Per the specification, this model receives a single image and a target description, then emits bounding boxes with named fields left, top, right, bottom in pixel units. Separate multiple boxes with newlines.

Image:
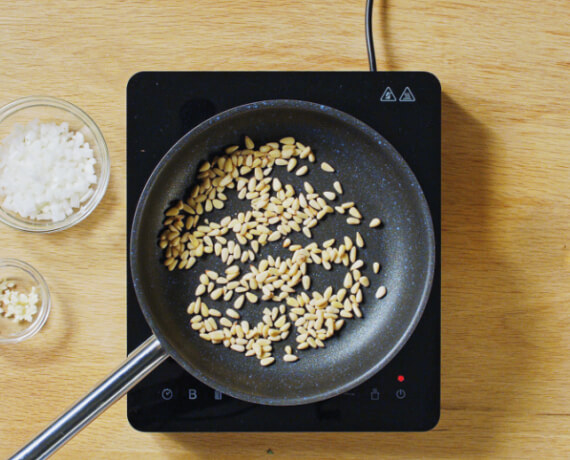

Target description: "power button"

left=395, top=388, right=406, bottom=400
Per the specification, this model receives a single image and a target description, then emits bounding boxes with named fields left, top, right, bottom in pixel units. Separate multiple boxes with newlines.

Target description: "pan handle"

left=10, top=335, right=168, bottom=460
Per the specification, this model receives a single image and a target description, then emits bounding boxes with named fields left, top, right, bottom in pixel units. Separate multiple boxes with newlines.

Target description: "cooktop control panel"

left=127, top=72, right=440, bottom=431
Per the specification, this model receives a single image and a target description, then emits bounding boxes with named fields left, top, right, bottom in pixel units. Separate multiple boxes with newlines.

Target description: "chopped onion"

left=0, top=119, right=97, bottom=222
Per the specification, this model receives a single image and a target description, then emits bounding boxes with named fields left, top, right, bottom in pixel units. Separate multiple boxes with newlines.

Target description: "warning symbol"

left=380, top=87, right=397, bottom=102
left=399, top=87, right=416, bottom=102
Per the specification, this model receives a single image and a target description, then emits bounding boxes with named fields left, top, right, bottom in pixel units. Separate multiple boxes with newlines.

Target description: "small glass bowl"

left=0, top=258, right=50, bottom=343
left=0, top=96, right=110, bottom=232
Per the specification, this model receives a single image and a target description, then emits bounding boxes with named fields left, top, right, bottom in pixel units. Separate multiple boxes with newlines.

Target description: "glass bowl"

left=0, top=96, right=110, bottom=232
left=0, top=258, right=50, bottom=343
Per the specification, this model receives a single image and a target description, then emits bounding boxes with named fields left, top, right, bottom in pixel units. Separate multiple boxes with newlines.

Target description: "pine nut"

left=296, top=165, right=308, bottom=176
left=244, top=136, right=255, bottom=150
left=246, top=292, right=258, bottom=303
left=333, top=181, right=343, bottom=194
left=260, top=357, right=275, bottom=366
left=375, top=285, right=387, bottom=299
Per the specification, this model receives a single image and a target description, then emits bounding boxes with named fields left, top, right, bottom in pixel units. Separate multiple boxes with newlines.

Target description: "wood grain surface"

left=1, top=0, right=568, bottom=458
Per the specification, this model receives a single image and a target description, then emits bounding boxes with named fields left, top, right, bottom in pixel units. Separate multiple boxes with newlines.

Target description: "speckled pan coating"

left=130, top=99, right=435, bottom=406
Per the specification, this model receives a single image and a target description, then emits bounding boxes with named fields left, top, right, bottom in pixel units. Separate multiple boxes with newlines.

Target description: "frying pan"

left=12, top=100, right=435, bottom=459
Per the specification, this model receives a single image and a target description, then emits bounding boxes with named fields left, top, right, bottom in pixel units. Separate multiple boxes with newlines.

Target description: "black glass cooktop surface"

left=126, top=71, right=440, bottom=431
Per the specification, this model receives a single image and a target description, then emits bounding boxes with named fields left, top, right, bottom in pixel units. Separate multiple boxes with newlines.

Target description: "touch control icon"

left=380, top=87, right=397, bottom=102
left=161, top=388, right=173, bottom=400
left=399, top=87, right=416, bottom=102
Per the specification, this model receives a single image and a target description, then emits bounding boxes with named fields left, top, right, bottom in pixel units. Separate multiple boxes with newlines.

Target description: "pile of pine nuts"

left=159, top=136, right=387, bottom=366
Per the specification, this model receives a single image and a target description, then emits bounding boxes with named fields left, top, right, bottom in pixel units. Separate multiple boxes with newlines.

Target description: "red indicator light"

left=397, top=375, right=405, bottom=382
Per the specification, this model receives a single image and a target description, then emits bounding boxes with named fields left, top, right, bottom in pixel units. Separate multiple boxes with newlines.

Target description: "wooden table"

left=1, top=1, right=568, bottom=458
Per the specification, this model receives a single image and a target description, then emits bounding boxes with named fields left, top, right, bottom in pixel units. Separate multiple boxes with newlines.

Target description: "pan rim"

left=130, top=98, right=436, bottom=405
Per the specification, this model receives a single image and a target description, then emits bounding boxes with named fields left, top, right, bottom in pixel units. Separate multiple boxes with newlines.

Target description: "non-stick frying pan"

left=12, top=100, right=435, bottom=459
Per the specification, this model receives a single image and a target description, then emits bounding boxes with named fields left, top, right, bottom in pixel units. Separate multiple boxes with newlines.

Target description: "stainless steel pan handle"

left=10, top=336, right=167, bottom=460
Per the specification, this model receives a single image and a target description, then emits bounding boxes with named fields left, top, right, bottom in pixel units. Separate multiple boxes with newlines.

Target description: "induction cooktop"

left=126, top=71, right=440, bottom=431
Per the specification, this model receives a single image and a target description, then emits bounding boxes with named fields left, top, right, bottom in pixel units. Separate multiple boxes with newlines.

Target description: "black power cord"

left=365, top=0, right=377, bottom=71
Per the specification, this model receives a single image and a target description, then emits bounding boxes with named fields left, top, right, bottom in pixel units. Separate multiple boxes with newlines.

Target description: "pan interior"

left=131, top=100, right=434, bottom=405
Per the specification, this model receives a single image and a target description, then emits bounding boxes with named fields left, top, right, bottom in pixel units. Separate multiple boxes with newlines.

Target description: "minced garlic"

left=0, top=279, right=39, bottom=323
